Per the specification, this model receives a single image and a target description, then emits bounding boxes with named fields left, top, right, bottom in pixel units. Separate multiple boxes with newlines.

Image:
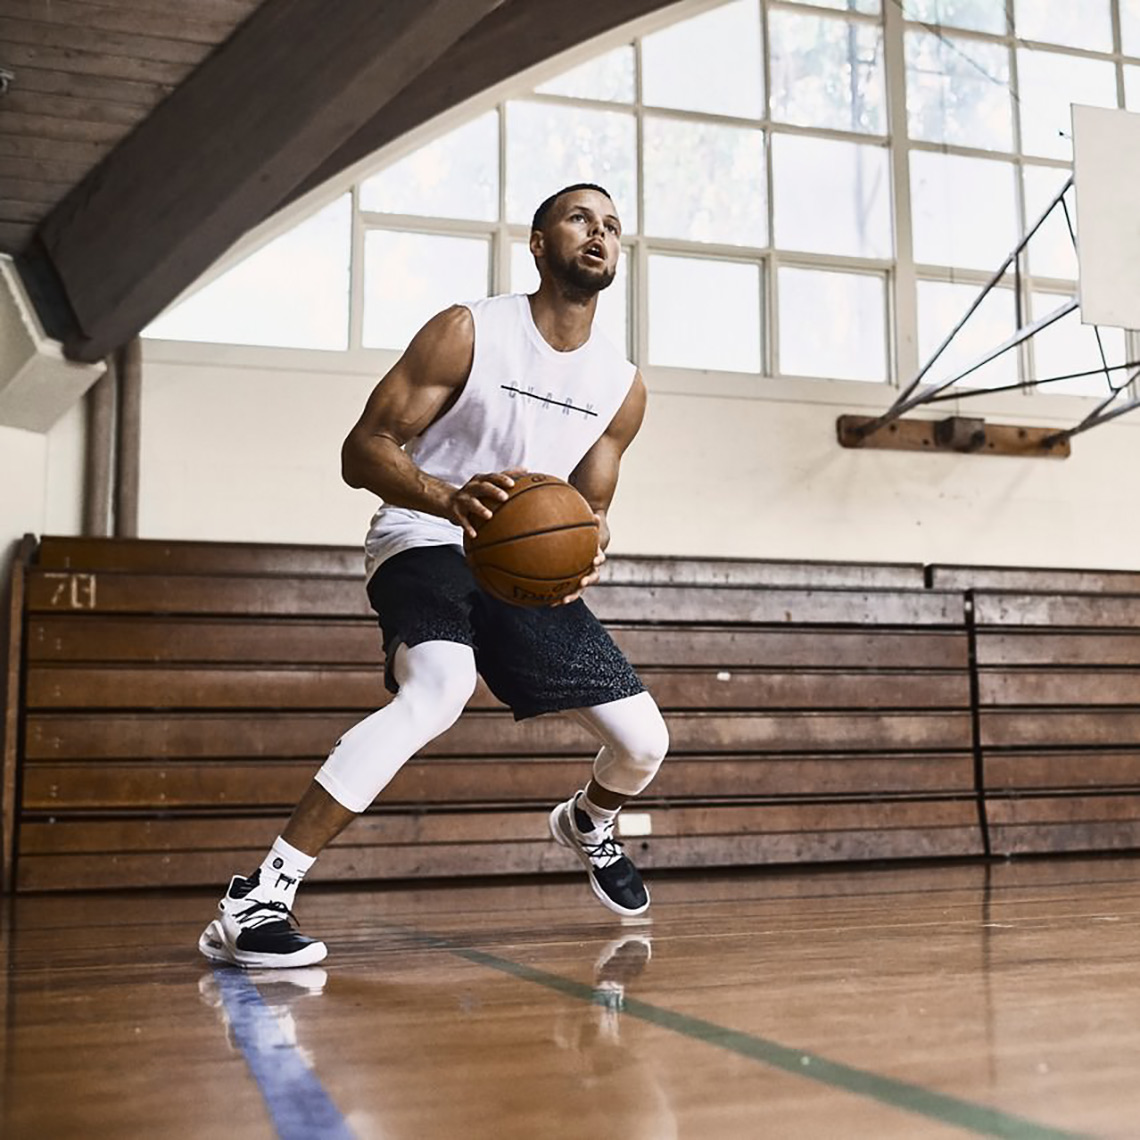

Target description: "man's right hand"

left=447, top=469, right=526, bottom=538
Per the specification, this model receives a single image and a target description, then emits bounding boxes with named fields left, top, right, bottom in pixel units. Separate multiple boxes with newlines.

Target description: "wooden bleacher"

left=0, top=536, right=1076, bottom=893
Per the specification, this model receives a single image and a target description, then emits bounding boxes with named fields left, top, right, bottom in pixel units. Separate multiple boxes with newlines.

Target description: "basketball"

left=464, top=473, right=599, bottom=606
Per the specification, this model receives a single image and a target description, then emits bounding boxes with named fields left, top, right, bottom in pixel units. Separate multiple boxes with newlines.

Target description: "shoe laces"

left=577, top=816, right=625, bottom=869
left=232, top=897, right=297, bottom=931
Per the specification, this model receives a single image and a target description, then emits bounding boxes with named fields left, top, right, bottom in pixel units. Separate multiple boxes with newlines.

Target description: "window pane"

left=902, top=0, right=1007, bottom=33
left=535, top=46, right=636, bottom=103
left=1126, top=65, right=1140, bottom=110
left=648, top=255, right=761, bottom=373
left=144, top=196, right=350, bottom=350
left=905, top=31, right=1012, bottom=151
left=362, top=231, right=489, bottom=350
left=1015, top=0, right=1112, bottom=52
left=916, top=280, right=1018, bottom=389
left=511, top=243, right=630, bottom=353
left=641, top=0, right=764, bottom=118
left=1124, top=0, right=1140, bottom=56
left=1023, top=167, right=1078, bottom=280
left=506, top=102, right=637, bottom=230
left=359, top=114, right=498, bottom=222
left=1017, top=50, right=1117, bottom=160
left=643, top=117, right=766, bottom=246
left=769, top=11, right=886, bottom=134
left=1031, top=292, right=1126, bottom=396
left=794, top=0, right=880, bottom=15
left=910, top=151, right=1017, bottom=270
left=778, top=268, right=886, bottom=381
left=772, top=134, right=892, bottom=258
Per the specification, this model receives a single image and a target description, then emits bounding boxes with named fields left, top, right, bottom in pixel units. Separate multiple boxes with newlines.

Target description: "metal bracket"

left=837, top=415, right=1071, bottom=459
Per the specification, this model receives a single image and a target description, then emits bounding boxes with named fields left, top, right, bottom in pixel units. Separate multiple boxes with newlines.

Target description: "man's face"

left=531, top=190, right=621, bottom=294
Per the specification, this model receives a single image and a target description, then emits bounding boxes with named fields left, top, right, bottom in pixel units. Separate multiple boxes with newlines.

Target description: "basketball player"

left=198, top=184, right=669, bottom=968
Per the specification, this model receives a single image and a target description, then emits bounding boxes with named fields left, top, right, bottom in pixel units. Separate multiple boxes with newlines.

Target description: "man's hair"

left=531, top=183, right=613, bottom=231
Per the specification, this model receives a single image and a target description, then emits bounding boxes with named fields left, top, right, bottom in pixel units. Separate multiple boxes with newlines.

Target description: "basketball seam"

left=468, top=520, right=598, bottom=554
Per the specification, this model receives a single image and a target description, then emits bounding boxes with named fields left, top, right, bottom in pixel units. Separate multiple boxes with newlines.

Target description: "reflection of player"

left=198, top=184, right=670, bottom=969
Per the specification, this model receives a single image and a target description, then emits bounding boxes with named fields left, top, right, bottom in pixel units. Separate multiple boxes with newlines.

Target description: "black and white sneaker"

left=197, top=870, right=327, bottom=969
left=549, top=793, right=650, bottom=917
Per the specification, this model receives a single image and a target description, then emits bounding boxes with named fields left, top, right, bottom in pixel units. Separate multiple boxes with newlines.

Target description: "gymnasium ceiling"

left=1, top=0, right=671, bottom=364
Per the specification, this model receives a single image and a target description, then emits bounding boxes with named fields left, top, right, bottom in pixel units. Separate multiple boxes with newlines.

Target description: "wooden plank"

left=5, top=0, right=254, bottom=45
left=64, top=0, right=260, bottom=20
left=985, top=751, right=1140, bottom=791
left=3, top=64, right=169, bottom=108
left=931, top=565, right=1140, bottom=592
left=986, top=794, right=1140, bottom=823
left=24, top=709, right=975, bottom=760
left=977, top=631, right=1140, bottom=666
left=24, top=664, right=971, bottom=712
left=3, top=90, right=148, bottom=131
left=20, top=752, right=976, bottom=810
left=979, top=670, right=1140, bottom=706
left=973, top=592, right=1140, bottom=629
left=0, top=40, right=190, bottom=86
left=23, top=570, right=965, bottom=625
left=602, top=557, right=925, bottom=589
left=0, top=110, right=141, bottom=146
left=3, top=536, right=36, bottom=892
left=0, top=200, right=42, bottom=225
left=987, top=821, right=1140, bottom=856
left=25, top=616, right=968, bottom=670
left=0, top=16, right=213, bottom=66
left=36, top=0, right=506, bottom=363
left=0, top=178, right=72, bottom=208
left=35, top=534, right=363, bottom=574
left=981, top=711, right=1140, bottom=748
left=0, top=221, right=34, bottom=254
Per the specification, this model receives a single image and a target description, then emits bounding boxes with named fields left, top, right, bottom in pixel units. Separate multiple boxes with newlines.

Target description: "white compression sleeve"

left=570, top=690, right=670, bottom=798
left=314, top=640, right=477, bottom=814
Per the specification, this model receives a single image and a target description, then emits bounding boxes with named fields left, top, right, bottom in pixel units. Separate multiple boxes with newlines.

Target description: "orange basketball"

left=464, top=473, right=599, bottom=607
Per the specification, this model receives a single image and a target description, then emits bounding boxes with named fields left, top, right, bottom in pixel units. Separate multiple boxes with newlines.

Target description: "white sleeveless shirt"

left=363, top=293, right=637, bottom=577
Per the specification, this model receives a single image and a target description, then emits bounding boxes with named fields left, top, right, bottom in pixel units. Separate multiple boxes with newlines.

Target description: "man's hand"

left=448, top=469, right=527, bottom=538
left=555, top=513, right=607, bottom=605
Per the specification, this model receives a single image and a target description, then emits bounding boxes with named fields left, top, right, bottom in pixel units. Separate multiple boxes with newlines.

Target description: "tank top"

left=363, top=293, right=637, bottom=577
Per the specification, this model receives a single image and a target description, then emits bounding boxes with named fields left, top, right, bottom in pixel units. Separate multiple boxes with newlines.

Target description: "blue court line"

left=401, top=929, right=1091, bottom=1140
left=211, top=967, right=354, bottom=1140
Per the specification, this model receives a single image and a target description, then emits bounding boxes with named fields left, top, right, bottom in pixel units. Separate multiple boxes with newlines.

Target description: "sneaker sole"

left=548, top=803, right=651, bottom=918
left=197, top=920, right=329, bottom=969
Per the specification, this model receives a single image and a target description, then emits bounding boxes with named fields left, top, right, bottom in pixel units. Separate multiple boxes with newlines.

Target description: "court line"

left=407, top=930, right=1091, bottom=1140
left=210, top=967, right=354, bottom=1140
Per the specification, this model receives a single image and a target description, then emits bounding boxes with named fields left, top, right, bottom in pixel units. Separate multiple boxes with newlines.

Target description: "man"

left=199, top=184, right=669, bottom=968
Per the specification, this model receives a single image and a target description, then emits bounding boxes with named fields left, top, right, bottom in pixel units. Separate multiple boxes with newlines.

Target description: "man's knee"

left=593, top=698, right=670, bottom=795
left=394, top=641, right=477, bottom=730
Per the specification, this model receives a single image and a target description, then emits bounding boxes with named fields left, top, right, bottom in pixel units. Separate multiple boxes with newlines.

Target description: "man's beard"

left=545, top=246, right=616, bottom=299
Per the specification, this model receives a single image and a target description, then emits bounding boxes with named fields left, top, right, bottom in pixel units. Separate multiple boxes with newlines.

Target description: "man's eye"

left=606, top=223, right=619, bottom=234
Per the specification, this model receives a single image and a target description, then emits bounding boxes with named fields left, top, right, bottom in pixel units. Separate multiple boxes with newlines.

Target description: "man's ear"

left=529, top=229, right=544, bottom=259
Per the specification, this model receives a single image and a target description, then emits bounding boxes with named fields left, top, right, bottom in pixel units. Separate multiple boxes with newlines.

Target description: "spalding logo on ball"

left=464, top=473, right=598, bottom=607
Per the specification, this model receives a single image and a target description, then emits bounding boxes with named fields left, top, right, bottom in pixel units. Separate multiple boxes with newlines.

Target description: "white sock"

left=576, top=790, right=620, bottom=832
left=257, top=836, right=316, bottom=908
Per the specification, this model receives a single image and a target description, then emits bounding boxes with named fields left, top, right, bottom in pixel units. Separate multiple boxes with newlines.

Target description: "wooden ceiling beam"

left=29, top=0, right=505, bottom=362
left=286, top=0, right=670, bottom=209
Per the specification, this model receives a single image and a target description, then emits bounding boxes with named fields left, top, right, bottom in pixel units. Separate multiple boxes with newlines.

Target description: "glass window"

left=905, top=31, right=1012, bottom=151
left=648, top=254, right=762, bottom=373
left=1124, top=0, right=1140, bottom=56
left=511, top=242, right=630, bottom=353
left=910, top=150, right=1017, bottom=270
left=643, top=117, right=766, bottom=247
left=1030, top=292, right=1126, bottom=396
left=772, top=134, right=892, bottom=258
left=143, top=196, right=351, bottom=350
left=768, top=10, right=886, bottom=134
left=641, top=0, right=764, bottom=119
left=779, top=267, right=886, bottom=382
left=505, top=102, right=637, bottom=230
left=902, top=0, right=1007, bottom=34
left=916, top=280, right=1018, bottom=389
left=362, top=231, right=489, bottom=350
left=1125, top=65, right=1140, bottom=110
left=1022, top=167, right=1078, bottom=280
left=794, top=0, right=881, bottom=15
left=1015, top=0, right=1113, bottom=52
left=535, top=46, right=636, bottom=103
left=359, top=114, right=499, bottom=222
left=1016, top=49, right=1117, bottom=160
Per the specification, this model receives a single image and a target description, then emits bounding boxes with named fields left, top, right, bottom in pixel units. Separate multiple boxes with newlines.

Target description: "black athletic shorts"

left=365, top=545, right=644, bottom=721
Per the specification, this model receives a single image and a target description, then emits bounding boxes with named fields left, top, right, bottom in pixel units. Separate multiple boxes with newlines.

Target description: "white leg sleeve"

left=314, top=640, right=477, bottom=814
left=570, top=691, right=670, bottom=798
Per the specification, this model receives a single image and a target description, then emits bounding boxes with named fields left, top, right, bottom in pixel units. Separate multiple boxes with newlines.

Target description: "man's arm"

left=561, top=371, right=648, bottom=600
left=341, top=305, right=517, bottom=537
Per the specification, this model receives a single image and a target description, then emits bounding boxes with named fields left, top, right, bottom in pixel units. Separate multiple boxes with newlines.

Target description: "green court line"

left=401, top=928, right=1091, bottom=1140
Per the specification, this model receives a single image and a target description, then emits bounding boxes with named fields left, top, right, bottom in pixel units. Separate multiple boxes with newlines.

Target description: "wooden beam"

left=286, top=0, right=671, bottom=208
left=32, top=0, right=505, bottom=362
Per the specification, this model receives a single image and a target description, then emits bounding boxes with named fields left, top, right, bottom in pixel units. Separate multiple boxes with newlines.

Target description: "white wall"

left=139, top=341, right=1140, bottom=570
